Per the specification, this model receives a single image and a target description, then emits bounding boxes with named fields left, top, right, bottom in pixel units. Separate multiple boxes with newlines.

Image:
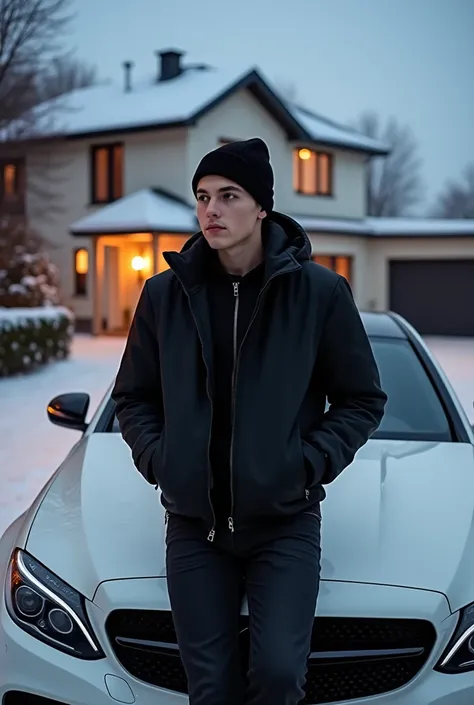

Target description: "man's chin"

left=203, top=233, right=230, bottom=250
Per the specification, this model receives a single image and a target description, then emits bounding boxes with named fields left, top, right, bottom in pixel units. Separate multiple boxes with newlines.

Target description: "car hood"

left=26, top=434, right=474, bottom=605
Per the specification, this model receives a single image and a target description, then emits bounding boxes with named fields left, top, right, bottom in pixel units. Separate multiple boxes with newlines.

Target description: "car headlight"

left=5, top=549, right=104, bottom=660
left=435, top=602, right=474, bottom=673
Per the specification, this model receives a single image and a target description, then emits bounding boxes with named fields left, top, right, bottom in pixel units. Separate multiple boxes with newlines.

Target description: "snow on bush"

left=0, top=219, right=60, bottom=308
left=0, top=307, right=75, bottom=377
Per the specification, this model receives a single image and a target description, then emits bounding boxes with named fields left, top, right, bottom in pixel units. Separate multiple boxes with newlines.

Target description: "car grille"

left=106, top=610, right=437, bottom=703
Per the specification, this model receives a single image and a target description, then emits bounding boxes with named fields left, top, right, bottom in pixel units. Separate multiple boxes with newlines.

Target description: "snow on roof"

left=366, top=217, right=474, bottom=236
left=295, top=214, right=474, bottom=237
left=69, top=188, right=197, bottom=235
left=30, top=66, right=252, bottom=139
left=1, top=61, right=388, bottom=156
left=293, top=215, right=370, bottom=235
left=289, top=105, right=389, bottom=155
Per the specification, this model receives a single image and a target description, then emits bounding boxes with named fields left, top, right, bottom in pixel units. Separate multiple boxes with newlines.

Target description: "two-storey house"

left=3, top=50, right=474, bottom=336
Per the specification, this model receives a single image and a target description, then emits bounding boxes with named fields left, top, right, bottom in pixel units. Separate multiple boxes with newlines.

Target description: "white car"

left=1, top=311, right=474, bottom=705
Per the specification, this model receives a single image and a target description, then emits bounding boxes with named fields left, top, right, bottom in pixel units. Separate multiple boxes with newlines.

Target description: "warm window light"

left=131, top=255, right=146, bottom=272
left=298, top=148, right=312, bottom=161
left=75, top=248, right=88, bottom=274
left=4, top=164, right=17, bottom=195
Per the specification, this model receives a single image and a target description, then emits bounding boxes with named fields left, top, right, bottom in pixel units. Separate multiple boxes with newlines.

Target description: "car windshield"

left=110, top=337, right=453, bottom=442
left=369, top=337, right=451, bottom=442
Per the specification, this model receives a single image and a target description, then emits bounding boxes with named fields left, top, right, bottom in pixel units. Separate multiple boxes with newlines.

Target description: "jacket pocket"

left=301, top=439, right=327, bottom=488
left=138, top=434, right=164, bottom=485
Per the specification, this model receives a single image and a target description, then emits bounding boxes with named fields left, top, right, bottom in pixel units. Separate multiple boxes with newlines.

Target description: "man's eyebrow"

left=196, top=185, right=243, bottom=195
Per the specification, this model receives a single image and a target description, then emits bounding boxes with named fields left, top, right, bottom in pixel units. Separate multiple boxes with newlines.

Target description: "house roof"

left=366, top=217, right=474, bottom=237
left=295, top=215, right=474, bottom=237
left=70, top=190, right=474, bottom=239
left=9, top=63, right=388, bottom=156
left=69, top=188, right=197, bottom=236
left=290, top=105, right=389, bottom=155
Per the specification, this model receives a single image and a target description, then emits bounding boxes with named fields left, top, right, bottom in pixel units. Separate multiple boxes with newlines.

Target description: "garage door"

left=389, top=259, right=474, bottom=336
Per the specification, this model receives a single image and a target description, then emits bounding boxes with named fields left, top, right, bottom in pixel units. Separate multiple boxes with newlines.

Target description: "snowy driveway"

left=0, top=335, right=473, bottom=538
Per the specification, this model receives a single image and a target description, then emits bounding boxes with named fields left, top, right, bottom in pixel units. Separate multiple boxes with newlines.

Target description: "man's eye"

left=224, top=193, right=236, bottom=200
left=197, top=195, right=209, bottom=202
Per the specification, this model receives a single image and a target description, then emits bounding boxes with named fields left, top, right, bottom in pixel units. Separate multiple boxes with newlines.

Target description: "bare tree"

left=353, top=111, right=423, bottom=217
left=0, top=0, right=73, bottom=133
left=0, top=0, right=99, bottom=221
left=431, top=163, right=474, bottom=218
left=36, top=52, right=99, bottom=102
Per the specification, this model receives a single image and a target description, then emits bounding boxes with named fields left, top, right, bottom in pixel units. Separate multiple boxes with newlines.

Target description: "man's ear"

left=257, top=209, right=267, bottom=220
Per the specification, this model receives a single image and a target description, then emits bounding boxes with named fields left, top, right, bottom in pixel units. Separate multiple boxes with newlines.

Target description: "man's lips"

left=206, top=225, right=225, bottom=232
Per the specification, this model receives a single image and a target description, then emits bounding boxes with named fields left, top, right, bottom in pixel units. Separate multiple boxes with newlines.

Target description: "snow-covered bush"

left=0, top=219, right=60, bottom=307
left=0, top=307, right=74, bottom=377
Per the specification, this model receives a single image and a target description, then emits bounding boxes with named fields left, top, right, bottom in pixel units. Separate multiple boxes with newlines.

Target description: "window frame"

left=90, top=143, right=124, bottom=205
left=293, top=148, right=333, bottom=197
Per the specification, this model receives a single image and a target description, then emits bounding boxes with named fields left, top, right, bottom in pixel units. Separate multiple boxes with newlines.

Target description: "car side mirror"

left=47, top=392, right=90, bottom=432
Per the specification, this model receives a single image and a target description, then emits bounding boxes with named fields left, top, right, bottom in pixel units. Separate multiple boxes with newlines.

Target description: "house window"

left=91, top=144, right=124, bottom=204
left=74, top=248, right=89, bottom=295
left=312, top=255, right=352, bottom=284
left=0, top=159, right=25, bottom=213
left=293, top=148, right=333, bottom=196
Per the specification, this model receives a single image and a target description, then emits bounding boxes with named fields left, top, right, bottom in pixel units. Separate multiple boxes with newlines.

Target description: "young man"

left=112, top=137, right=387, bottom=705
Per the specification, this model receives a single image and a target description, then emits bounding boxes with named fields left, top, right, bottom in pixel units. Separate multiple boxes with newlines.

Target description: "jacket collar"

left=164, top=217, right=302, bottom=294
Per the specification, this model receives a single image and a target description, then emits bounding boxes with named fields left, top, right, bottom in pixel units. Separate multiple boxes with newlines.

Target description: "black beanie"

left=191, top=137, right=274, bottom=213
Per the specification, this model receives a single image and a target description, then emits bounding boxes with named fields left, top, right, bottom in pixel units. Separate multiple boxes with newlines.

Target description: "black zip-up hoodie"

left=112, top=213, right=387, bottom=537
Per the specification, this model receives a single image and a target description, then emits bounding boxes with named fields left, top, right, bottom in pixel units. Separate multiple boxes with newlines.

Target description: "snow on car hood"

left=26, top=434, right=474, bottom=603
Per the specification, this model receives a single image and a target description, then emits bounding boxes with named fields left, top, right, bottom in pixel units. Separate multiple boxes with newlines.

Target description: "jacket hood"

left=164, top=211, right=311, bottom=290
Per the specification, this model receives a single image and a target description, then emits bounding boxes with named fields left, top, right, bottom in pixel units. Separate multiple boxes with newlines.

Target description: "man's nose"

left=206, top=198, right=221, bottom=218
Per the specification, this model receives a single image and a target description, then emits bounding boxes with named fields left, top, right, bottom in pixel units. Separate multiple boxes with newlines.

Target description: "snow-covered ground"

left=0, top=335, right=125, bottom=536
left=0, top=335, right=473, bottom=538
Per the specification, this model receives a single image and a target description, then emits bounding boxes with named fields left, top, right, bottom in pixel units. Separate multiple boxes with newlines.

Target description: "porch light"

left=298, top=148, right=312, bottom=161
left=131, top=255, right=146, bottom=272
left=75, top=249, right=89, bottom=274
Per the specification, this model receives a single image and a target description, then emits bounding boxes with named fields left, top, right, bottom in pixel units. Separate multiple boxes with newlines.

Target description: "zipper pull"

left=207, top=528, right=216, bottom=542
left=305, top=489, right=310, bottom=501
left=228, top=517, right=235, bottom=533
left=233, top=282, right=239, bottom=297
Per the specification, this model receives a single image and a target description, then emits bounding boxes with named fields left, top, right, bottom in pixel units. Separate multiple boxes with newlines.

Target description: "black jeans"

left=165, top=510, right=321, bottom=705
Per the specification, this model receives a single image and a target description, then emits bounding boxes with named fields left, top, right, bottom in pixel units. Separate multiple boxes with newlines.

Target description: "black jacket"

left=112, top=213, right=387, bottom=534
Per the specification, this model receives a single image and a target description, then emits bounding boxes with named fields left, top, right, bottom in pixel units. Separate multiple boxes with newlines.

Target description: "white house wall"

left=188, top=88, right=368, bottom=219
left=26, top=141, right=93, bottom=321
left=124, top=128, right=188, bottom=198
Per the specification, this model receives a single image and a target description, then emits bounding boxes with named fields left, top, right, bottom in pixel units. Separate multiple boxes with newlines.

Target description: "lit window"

left=312, top=255, right=352, bottom=284
left=1, top=159, right=24, bottom=212
left=4, top=164, right=17, bottom=196
left=91, top=144, right=124, bottom=204
left=74, top=248, right=88, bottom=295
left=293, top=148, right=333, bottom=196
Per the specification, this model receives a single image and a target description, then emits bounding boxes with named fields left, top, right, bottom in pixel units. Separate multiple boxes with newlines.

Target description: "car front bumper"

left=2, top=580, right=474, bottom=705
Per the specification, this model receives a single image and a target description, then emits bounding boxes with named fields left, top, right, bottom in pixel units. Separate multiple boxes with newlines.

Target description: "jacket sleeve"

left=304, top=277, right=387, bottom=485
left=111, top=280, right=164, bottom=484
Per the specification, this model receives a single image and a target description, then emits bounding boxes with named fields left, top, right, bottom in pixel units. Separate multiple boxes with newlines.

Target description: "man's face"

left=196, top=175, right=266, bottom=251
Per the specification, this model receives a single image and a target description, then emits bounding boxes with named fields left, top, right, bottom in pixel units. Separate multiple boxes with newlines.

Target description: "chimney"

left=123, top=61, right=134, bottom=92
left=156, top=49, right=184, bottom=82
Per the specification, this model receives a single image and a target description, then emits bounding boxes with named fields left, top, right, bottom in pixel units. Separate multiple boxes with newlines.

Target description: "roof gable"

left=2, top=61, right=388, bottom=155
